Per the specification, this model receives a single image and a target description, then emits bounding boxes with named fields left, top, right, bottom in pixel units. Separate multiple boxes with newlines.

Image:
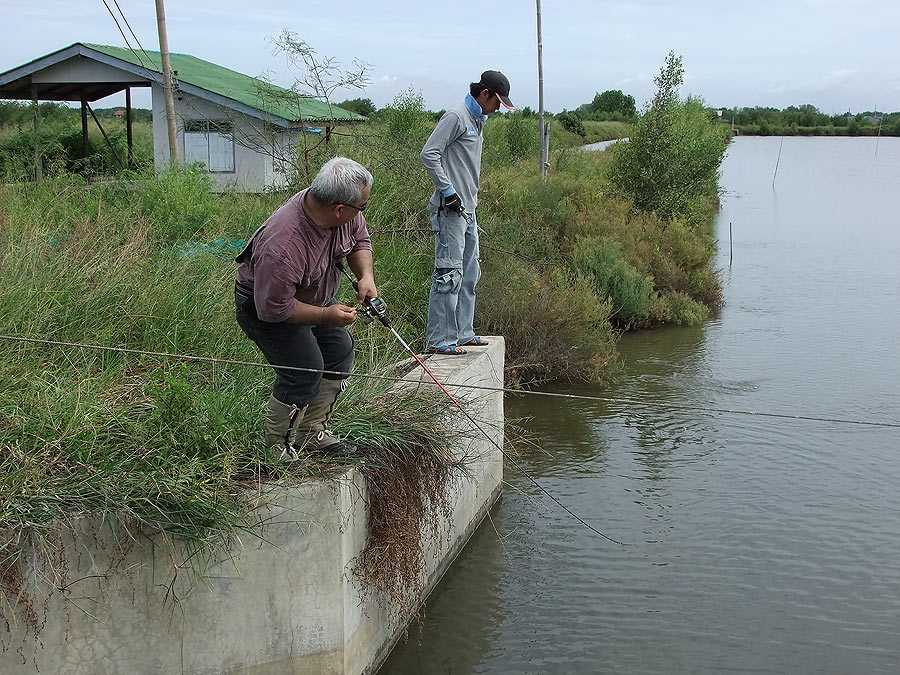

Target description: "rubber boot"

left=265, top=395, right=307, bottom=462
left=294, top=378, right=346, bottom=453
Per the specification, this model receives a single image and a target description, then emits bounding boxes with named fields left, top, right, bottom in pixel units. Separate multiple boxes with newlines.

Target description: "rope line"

left=2, top=334, right=897, bottom=430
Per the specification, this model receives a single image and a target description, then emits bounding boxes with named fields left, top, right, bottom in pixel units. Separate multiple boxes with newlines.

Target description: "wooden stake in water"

left=729, top=222, right=733, bottom=266
left=772, top=136, right=784, bottom=188
left=875, top=105, right=882, bottom=158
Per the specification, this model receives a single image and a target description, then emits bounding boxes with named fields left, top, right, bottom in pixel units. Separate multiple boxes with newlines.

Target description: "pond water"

left=381, top=137, right=900, bottom=674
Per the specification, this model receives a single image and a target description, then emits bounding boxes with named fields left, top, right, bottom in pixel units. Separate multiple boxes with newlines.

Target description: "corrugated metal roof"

left=79, top=43, right=365, bottom=124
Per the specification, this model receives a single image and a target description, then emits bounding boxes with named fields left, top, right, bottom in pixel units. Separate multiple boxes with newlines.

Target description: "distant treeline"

left=0, top=101, right=152, bottom=127
left=718, top=104, right=900, bottom=136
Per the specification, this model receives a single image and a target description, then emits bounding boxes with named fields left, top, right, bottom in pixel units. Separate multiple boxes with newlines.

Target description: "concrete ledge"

left=2, top=338, right=505, bottom=675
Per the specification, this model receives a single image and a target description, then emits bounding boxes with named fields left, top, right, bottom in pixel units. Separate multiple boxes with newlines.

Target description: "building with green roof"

left=0, top=42, right=366, bottom=191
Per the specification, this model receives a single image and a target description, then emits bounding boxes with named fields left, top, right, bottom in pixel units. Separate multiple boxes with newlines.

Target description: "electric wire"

left=112, top=0, right=150, bottom=57
left=99, top=0, right=166, bottom=91
left=100, top=0, right=151, bottom=72
left=1, top=334, right=898, bottom=430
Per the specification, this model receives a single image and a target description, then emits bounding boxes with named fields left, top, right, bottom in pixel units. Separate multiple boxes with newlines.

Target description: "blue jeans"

left=426, top=209, right=481, bottom=348
left=235, top=293, right=353, bottom=406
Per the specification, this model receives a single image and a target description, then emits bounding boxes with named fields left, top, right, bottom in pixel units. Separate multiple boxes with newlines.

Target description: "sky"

left=2, top=0, right=899, bottom=114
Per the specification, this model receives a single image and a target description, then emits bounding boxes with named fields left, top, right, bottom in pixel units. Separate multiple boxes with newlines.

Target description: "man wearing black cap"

left=421, top=70, right=514, bottom=355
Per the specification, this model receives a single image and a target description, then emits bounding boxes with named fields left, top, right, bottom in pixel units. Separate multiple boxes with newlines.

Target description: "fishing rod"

left=337, top=262, right=624, bottom=545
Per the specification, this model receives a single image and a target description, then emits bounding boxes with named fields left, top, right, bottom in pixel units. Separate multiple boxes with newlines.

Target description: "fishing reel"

left=359, top=295, right=390, bottom=327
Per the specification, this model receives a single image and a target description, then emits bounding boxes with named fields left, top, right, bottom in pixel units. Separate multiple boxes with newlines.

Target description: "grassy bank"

left=1, top=89, right=719, bottom=627
left=583, top=120, right=632, bottom=143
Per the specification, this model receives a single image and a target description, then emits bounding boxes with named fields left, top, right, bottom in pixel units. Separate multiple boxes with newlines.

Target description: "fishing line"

left=1, top=334, right=898, bottom=430
left=334, top=264, right=626, bottom=545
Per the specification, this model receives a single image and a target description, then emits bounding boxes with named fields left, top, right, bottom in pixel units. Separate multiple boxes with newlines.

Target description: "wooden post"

left=87, top=103, right=126, bottom=169
left=542, top=121, right=550, bottom=174
left=81, top=91, right=89, bottom=159
left=126, top=87, right=134, bottom=168
left=772, top=136, right=784, bottom=188
left=32, top=83, right=42, bottom=184
left=729, top=222, right=733, bottom=266
left=536, top=0, right=547, bottom=180
left=155, top=0, right=179, bottom=163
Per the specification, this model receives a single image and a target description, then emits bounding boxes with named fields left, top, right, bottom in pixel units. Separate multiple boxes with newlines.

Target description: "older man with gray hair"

left=234, top=157, right=377, bottom=459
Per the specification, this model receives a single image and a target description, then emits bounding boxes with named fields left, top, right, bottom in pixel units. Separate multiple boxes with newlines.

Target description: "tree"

left=557, top=110, right=586, bottom=137
left=335, top=97, right=376, bottom=117
left=607, top=52, right=729, bottom=222
left=223, top=31, right=372, bottom=183
left=591, top=89, right=636, bottom=118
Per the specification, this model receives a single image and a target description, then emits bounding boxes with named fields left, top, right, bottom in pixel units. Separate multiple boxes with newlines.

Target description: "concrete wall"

left=1, top=338, right=504, bottom=675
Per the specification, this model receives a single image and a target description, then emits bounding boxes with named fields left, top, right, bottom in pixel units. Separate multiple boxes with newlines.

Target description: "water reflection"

left=379, top=502, right=504, bottom=674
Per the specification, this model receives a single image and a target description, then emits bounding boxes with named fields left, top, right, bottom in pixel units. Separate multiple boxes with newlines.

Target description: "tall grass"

left=0, top=165, right=461, bottom=633
left=1, top=89, right=720, bottom=629
left=0, top=118, right=154, bottom=182
left=583, top=120, right=633, bottom=143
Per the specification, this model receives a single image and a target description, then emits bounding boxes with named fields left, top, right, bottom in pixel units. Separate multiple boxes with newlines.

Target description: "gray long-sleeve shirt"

left=421, top=97, right=486, bottom=213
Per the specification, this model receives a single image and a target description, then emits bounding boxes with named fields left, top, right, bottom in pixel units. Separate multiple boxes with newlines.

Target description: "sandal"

left=461, top=337, right=490, bottom=346
left=425, top=344, right=468, bottom=355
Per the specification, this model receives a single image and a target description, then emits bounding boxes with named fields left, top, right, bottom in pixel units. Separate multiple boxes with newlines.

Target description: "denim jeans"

left=235, top=293, right=353, bottom=406
left=425, top=209, right=481, bottom=348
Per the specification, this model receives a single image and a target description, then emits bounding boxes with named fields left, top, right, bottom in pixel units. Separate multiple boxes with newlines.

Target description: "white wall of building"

left=151, top=83, right=285, bottom=192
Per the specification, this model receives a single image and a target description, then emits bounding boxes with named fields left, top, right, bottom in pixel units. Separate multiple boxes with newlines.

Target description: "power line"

left=112, top=0, right=150, bottom=57
left=100, top=0, right=151, bottom=73
left=2, top=334, right=898, bottom=430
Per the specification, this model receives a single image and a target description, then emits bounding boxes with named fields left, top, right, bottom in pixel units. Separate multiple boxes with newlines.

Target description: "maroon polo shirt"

left=235, top=189, right=372, bottom=323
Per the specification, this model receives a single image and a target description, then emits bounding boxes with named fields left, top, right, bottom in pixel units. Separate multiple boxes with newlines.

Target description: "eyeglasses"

left=338, top=200, right=368, bottom=212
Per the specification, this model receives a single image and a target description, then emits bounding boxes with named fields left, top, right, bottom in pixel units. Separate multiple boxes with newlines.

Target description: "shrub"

left=571, top=235, right=652, bottom=325
left=136, top=164, right=219, bottom=243
left=557, top=110, right=586, bottom=138
left=657, top=290, right=709, bottom=325
left=504, top=112, right=539, bottom=161
left=607, top=52, right=729, bottom=222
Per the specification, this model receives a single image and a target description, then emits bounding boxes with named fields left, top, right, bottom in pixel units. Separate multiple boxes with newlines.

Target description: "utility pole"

left=536, top=0, right=547, bottom=180
left=155, top=0, right=179, bottom=163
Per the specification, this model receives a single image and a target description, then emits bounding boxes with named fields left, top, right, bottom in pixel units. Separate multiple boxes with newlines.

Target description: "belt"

left=234, top=281, right=253, bottom=300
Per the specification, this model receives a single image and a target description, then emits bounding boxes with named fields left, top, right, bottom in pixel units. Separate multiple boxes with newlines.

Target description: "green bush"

left=657, top=290, right=709, bottom=325
left=557, top=111, right=586, bottom=138
left=571, top=235, right=652, bottom=325
left=136, top=164, right=219, bottom=243
left=504, top=113, right=539, bottom=161
left=607, top=52, right=729, bottom=222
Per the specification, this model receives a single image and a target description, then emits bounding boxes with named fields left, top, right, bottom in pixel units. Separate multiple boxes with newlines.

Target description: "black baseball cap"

left=479, top=70, right=515, bottom=109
